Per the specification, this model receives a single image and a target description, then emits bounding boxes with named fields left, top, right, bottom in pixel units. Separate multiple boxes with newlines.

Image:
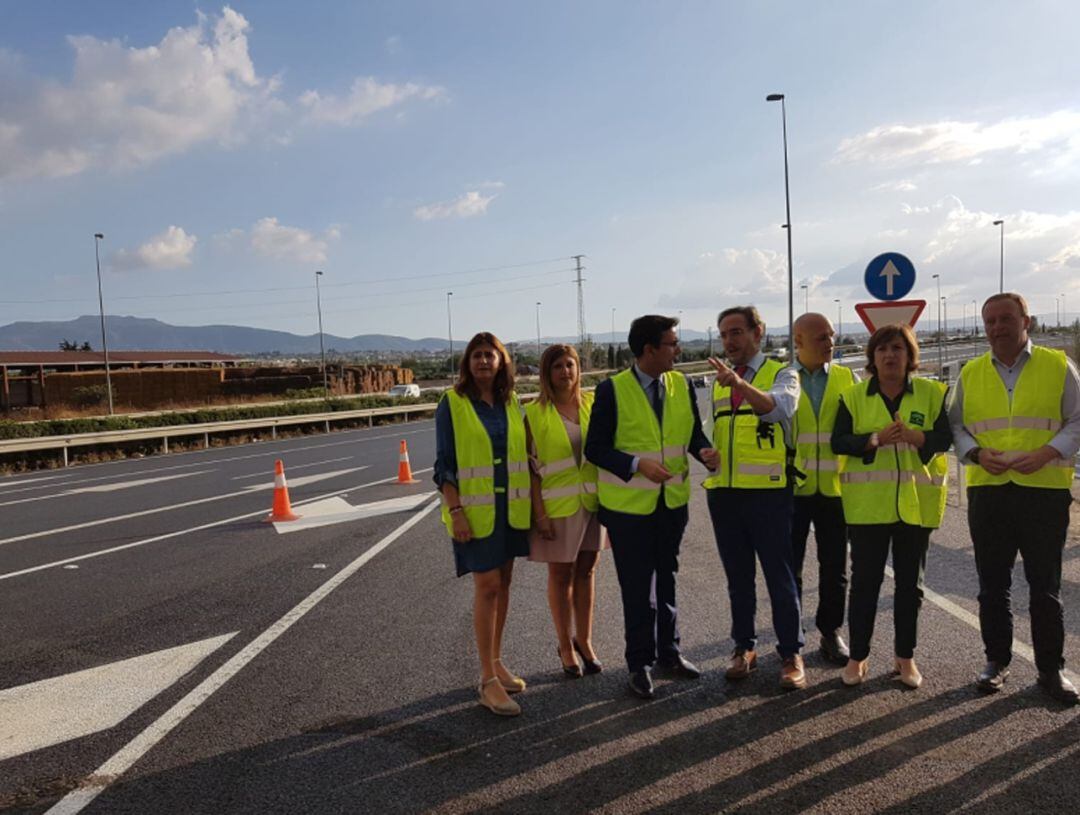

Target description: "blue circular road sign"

left=864, top=252, right=916, bottom=301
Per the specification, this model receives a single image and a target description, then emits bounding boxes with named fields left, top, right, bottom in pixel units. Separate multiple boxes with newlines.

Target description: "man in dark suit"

left=585, top=314, right=717, bottom=699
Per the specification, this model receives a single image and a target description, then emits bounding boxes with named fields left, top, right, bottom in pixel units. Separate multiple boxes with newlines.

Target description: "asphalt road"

left=2, top=414, right=1079, bottom=814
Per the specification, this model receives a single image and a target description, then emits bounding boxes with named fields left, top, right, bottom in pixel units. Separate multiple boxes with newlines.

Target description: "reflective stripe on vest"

left=440, top=390, right=531, bottom=538
left=793, top=363, right=855, bottom=498
left=704, top=358, right=790, bottom=490
left=837, top=377, right=948, bottom=528
left=524, top=392, right=599, bottom=518
left=961, top=347, right=1074, bottom=489
left=597, top=369, right=694, bottom=515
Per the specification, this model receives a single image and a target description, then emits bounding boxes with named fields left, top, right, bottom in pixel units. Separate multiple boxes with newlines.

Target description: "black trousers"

left=847, top=523, right=929, bottom=661
left=601, top=504, right=688, bottom=672
left=968, top=484, right=1072, bottom=674
left=791, top=493, right=849, bottom=637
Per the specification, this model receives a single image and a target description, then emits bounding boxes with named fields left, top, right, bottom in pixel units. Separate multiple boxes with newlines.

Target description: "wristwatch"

left=967, top=446, right=982, bottom=464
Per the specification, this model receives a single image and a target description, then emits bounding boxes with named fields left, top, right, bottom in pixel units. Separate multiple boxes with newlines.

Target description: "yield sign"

left=854, top=299, right=927, bottom=333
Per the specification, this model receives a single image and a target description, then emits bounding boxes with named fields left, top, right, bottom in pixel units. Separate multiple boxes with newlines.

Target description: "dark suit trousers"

left=791, top=494, right=849, bottom=637
left=602, top=504, right=688, bottom=672
left=707, top=487, right=805, bottom=658
left=968, top=484, right=1072, bottom=674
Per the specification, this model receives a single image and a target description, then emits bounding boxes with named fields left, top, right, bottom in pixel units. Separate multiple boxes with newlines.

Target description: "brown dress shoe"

left=725, top=648, right=758, bottom=680
left=780, top=655, right=807, bottom=690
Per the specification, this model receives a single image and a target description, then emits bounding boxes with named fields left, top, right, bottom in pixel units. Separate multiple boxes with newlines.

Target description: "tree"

left=59, top=339, right=77, bottom=351
left=80, top=341, right=92, bottom=351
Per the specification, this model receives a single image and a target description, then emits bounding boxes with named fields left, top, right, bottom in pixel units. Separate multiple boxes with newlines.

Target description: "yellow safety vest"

left=440, top=389, right=531, bottom=538
left=793, top=363, right=855, bottom=498
left=597, top=369, right=693, bottom=515
left=961, top=347, right=1075, bottom=489
left=524, top=392, right=599, bottom=518
left=838, top=377, right=948, bottom=528
left=704, top=358, right=791, bottom=489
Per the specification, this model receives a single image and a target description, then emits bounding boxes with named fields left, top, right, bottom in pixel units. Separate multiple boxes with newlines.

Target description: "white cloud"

left=299, top=76, right=444, bottom=126
left=872, top=179, right=918, bottom=192
left=658, top=247, right=789, bottom=312
left=249, top=217, right=336, bottom=264
left=835, top=110, right=1080, bottom=168
left=111, top=226, right=197, bottom=271
left=414, top=189, right=499, bottom=221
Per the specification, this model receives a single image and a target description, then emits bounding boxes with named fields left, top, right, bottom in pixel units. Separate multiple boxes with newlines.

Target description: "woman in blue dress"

left=435, top=332, right=531, bottom=716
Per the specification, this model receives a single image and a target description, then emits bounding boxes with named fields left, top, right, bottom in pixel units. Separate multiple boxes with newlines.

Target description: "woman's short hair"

left=538, top=344, right=581, bottom=405
left=864, top=323, right=920, bottom=377
left=455, top=331, right=515, bottom=403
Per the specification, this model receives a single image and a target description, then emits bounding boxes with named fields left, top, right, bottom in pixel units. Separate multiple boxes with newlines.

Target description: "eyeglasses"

left=659, top=341, right=680, bottom=348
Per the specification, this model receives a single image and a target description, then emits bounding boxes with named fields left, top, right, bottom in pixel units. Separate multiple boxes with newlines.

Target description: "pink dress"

left=528, top=415, right=609, bottom=563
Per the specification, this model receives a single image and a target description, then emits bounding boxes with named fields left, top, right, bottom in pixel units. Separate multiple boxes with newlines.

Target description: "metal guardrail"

left=0, top=402, right=440, bottom=467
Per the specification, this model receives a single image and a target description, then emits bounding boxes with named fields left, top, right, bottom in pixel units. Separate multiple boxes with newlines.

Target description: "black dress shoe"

left=975, top=661, right=1010, bottom=693
left=628, top=666, right=655, bottom=699
left=558, top=645, right=583, bottom=678
left=657, top=654, right=701, bottom=680
left=1037, top=670, right=1079, bottom=705
left=572, top=638, right=603, bottom=674
left=820, top=631, right=850, bottom=666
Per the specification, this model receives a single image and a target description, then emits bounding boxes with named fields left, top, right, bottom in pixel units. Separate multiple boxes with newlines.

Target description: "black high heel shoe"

left=558, top=644, right=583, bottom=678
left=573, top=638, right=603, bottom=674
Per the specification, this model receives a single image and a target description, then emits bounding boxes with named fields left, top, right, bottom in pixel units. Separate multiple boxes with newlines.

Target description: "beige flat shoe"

left=841, top=659, right=869, bottom=686
left=495, top=658, right=526, bottom=693
left=478, top=676, right=521, bottom=716
left=894, top=658, right=922, bottom=689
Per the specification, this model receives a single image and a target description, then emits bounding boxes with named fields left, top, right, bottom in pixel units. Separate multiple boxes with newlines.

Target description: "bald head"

left=794, top=312, right=835, bottom=370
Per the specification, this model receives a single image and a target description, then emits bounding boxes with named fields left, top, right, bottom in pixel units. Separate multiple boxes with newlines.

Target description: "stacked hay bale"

left=45, top=369, right=224, bottom=409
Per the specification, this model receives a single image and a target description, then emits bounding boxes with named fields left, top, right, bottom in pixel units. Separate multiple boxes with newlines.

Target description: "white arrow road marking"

left=241, top=466, right=368, bottom=492
left=46, top=499, right=439, bottom=815
left=272, top=492, right=436, bottom=534
left=0, top=471, right=212, bottom=508
left=0, top=633, right=236, bottom=761
left=879, top=259, right=901, bottom=296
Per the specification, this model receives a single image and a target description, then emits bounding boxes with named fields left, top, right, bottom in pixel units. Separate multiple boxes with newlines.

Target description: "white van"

left=388, top=383, right=421, bottom=398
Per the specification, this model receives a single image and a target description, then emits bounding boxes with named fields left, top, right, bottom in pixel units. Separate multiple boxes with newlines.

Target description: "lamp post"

left=611, top=307, right=617, bottom=354
left=972, top=299, right=978, bottom=337
left=93, top=233, right=114, bottom=415
left=707, top=325, right=713, bottom=357
left=1056, top=295, right=1061, bottom=328
left=833, top=298, right=841, bottom=345
left=766, top=93, right=795, bottom=349
left=800, top=283, right=809, bottom=313
left=315, top=270, right=328, bottom=399
left=535, top=301, right=542, bottom=360
left=992, top=219, right=1004, bottom=293
left=932, top=273, right=943, bottom=375
left=1064, top=292, right=1069, bottom=329
left=446, top=292, right=454, bottom=377
left=678, top=310, right=683, bottom=342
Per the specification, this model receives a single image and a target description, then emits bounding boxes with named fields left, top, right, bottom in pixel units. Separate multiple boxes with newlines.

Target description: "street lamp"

left=678, top=310, right=683, bottom=342
left=446, top=292, right=454, bottom=377
left=1064, top=292, right=1069, bottom=329
left=833, top=298, right=841, bottom=346
left=992, top=219, right=1004, bottom=293
left=800, top=283, right=809, bottom=314
left=315, top=270, right=328, bottom=399
left=932, top=273, right=943, bottom=375
left=707, top=325, right=713, bottom=357
left=93, top=233, right=114, bottom=415
left=611, top=307, right=617, bottom=354
left=535, top=301, right=542, bottom=359
left=766, top=93, right=795, bottom=349
left=1056, top=295, right=1061, bottom=328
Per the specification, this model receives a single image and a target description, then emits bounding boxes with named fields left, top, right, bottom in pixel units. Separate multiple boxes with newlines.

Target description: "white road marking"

left=885, top=565, right=1080, bottom=685
left=0, top=472, right=212, bottom=510
left=0, top=467, right=368, bottom=548
left=0, top=468, right=433, bottom=581
left=46, top=499, right=440, bottom=815
left=0, top=633, right=236, bottom=761
left=229, top=456, right=353, bottom=480
left=241, top=466, right=368, bottom=492
left=273, top=492, right=436, bottom=534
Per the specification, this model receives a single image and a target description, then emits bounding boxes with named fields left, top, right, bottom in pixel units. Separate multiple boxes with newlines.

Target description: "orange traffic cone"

left=396, top=439, right=420, bottom=484
left=266, top=459, right=301, bottom=521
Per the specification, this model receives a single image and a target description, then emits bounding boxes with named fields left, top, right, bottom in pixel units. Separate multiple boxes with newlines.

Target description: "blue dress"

left=434, top=395, right=530, bottom=577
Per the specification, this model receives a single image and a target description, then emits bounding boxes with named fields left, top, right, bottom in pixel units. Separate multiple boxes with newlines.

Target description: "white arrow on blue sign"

left=864, top=252, right=916, bottom=301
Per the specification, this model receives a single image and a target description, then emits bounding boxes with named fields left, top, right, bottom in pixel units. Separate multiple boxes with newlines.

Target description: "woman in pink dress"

left=525, top=344, right=609, bottom=677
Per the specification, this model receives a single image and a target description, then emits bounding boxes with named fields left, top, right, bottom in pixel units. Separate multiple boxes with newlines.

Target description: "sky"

left=2, top=1, right=1079, bottom=345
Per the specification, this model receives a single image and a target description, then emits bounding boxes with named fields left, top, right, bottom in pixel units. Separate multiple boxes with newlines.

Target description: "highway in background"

left=2, top=413, right=1079, bottom=813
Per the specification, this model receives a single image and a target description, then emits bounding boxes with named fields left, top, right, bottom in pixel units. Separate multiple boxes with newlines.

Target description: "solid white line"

left=45, top=498, right=440, bottom=815
left=885, top=565, right=1080, bottom=685
left=229, top=456, right=353, bottom=480
left=0, top=468, right=433, bottom=581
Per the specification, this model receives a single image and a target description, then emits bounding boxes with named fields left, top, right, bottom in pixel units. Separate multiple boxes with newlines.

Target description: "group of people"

left=434, top=292, right=1079, bottom=717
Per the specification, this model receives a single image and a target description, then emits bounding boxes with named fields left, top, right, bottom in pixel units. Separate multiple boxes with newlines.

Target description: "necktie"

left=649, top=378, right=663, bottom=422
left=730, top=365, right=749, bottom=410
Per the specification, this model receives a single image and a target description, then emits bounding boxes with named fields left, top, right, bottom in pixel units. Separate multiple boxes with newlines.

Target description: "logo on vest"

left=908, top=411, right=925, bottom=427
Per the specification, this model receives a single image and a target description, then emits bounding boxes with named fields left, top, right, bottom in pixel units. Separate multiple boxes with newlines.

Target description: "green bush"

left=70, top=385, right=110, bottom=408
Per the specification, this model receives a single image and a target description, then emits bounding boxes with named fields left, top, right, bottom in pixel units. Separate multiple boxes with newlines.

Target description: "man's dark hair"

left=717, top=305, right=764, bottom=332
left=628, top=314, right=678, bottom=357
